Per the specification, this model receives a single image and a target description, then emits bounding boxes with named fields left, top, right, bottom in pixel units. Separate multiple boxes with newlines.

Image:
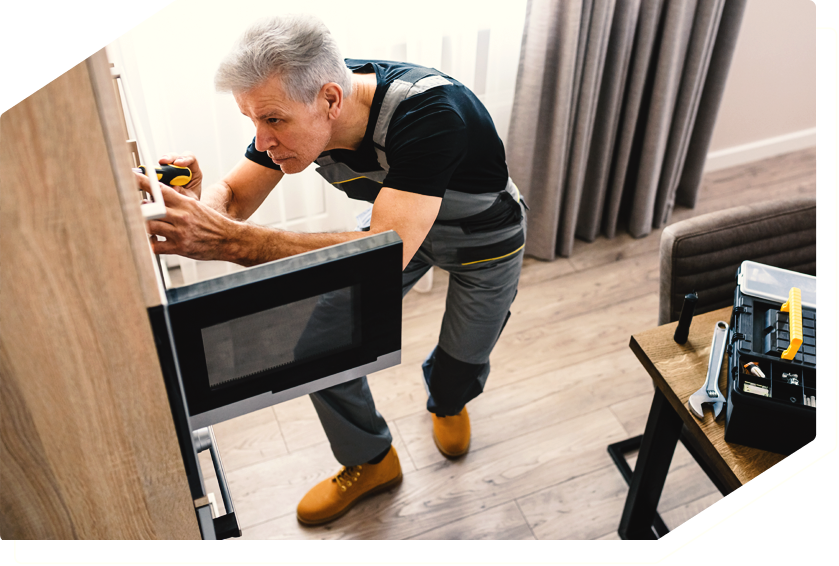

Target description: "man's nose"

left=254, top=125, right=277, bottom=152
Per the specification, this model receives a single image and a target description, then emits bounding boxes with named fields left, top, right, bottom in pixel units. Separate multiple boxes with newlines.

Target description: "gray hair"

left=215, top=14, right=352, bottom=104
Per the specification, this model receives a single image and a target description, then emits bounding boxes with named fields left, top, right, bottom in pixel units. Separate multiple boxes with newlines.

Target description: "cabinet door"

left=0, top=50, right=199, bottom=540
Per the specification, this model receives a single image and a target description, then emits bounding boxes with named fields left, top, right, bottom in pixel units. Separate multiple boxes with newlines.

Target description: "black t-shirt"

left=244, top=59, right=509, bottom=199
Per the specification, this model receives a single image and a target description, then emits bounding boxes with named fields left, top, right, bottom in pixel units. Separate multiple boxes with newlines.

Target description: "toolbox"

left=725, top=261, right=816, bottom=455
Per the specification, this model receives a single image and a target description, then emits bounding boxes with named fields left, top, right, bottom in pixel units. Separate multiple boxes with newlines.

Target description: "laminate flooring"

left=183, top=148, right=816, bottom=540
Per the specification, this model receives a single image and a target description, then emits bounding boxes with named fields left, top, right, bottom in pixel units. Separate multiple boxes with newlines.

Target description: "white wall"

left=705, top=0, right=816, bottom=170
left=109, top=0, right=526, bottom=219
left=108, top=0, right=527, bottom=282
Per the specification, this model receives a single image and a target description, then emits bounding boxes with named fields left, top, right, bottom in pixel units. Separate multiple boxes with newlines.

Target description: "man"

left=142, top=14, right=526, bottom=526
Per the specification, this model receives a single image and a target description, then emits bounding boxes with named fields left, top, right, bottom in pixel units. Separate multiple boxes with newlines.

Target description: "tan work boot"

left=296, top=446, right=402, bottom=526
left=432, top=407, right=471, bottom=457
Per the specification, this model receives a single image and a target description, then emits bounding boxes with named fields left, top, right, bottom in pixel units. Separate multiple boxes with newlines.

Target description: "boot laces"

left=332, top=465, right=363, bottom=491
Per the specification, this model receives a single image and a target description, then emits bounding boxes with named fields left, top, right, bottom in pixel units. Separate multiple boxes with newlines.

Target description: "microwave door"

left=163, top=231, right=403, bottom=430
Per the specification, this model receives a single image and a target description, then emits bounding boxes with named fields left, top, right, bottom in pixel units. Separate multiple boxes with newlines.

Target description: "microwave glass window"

left=201, top=286, right=357, bottom=388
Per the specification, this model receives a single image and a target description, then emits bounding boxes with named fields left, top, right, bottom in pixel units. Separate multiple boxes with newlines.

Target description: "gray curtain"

left=507, top=0, right=747, bottom=260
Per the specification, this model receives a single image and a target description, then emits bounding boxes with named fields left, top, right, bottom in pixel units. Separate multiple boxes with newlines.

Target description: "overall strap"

left=372, top=67, right=453, bottom=171
left=315, top=152, right=336, bottom=166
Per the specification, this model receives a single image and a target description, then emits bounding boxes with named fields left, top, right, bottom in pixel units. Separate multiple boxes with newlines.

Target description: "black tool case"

left=726, top=261, right=816, bottom=455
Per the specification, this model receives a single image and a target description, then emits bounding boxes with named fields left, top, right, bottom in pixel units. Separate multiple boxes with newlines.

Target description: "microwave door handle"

left=193, top=426, right=241, bottom=538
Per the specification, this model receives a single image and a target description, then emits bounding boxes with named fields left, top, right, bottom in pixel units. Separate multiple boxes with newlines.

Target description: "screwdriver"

left=138, top=164, right=193, bottom=186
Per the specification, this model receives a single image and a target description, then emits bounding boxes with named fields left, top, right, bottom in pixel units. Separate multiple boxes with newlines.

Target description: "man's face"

left=235, top=77, right=332, bottom=175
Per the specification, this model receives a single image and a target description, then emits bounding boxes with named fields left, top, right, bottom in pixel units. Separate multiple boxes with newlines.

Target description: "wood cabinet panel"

left=0, top=51, right=198, bottom=539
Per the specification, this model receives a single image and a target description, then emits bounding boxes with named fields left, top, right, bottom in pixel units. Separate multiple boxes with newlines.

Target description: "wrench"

left=688, top=321, right=729, bottom=420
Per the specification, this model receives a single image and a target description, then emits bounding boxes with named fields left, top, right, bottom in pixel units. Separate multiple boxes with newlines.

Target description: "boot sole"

left=296, top=471, right=403, bottom=527
left=433, top=433, right=470, bottom=459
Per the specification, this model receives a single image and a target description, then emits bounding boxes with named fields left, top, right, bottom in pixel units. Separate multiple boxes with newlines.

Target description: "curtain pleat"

left=507, top=0, right=745, bottom=260
left=508, top=0, right=586, bottom=261
left=597, top=0, right=665, bottom=240
left=677, top=0, right=748, bottom=208
left=557, top=0, right=616, bottom=257
left=575, top=0, right=643, bottom=243
left=629, top=0, right=698, bottom=238
left=654, top=0, right=726, bottom=228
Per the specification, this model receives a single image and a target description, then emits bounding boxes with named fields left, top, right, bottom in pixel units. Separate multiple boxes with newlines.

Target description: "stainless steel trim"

left=166, top=230, right=401, bottom=304
left=188, top=350, right=401, bottom=429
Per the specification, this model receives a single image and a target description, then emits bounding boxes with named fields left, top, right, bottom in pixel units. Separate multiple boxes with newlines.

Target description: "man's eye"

left=268, top=118, right=281, bottom=124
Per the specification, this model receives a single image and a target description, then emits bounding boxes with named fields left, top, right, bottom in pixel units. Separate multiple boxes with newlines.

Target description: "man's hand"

left=138, top=155, right=441, bottom=270
left=145, top=184, right=238, bottom=260
left=158, top=152, right=204, bottom=200
left=134, top=170, right=191, bottom=202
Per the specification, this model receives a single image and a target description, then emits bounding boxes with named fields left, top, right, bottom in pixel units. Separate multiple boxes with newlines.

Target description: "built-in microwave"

left=157, top=231, right=403, bottom=430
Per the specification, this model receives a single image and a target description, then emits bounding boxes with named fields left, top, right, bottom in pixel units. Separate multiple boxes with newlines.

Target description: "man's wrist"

left=220, top=218, right=248, bottom=265
left=221, top=221, right=277, bottom=267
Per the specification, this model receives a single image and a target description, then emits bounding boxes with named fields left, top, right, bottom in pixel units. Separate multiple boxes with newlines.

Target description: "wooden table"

left=618, top=307, right=786, bottom=540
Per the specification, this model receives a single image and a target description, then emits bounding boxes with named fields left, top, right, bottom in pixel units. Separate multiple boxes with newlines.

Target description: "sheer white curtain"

left=108, top=0, right=527, bottom=283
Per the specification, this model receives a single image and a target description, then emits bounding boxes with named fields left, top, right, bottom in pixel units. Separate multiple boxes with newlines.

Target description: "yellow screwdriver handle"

left=139, top=164, right=192, bottom=186
left=780, top=287, right=803, bottom=360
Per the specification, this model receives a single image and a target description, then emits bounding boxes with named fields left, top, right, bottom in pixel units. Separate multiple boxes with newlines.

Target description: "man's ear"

left=321, top=83, right=343, bottom=119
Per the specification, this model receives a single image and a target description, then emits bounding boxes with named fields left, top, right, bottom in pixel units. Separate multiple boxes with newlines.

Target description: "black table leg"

left=618, top=387, right=683, bottom=539
left=607, top=434, right=670, bottom=537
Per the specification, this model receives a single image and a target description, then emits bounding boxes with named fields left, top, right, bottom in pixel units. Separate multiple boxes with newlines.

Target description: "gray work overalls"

left=307, top=67, right=527, bottom=466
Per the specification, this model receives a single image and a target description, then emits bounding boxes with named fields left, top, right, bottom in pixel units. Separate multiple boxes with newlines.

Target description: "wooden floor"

left=191, top=148, right=816, bottom=540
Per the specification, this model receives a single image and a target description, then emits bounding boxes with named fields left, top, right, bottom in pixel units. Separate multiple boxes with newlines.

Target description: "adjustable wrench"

left=688, top=321, right=729, bottom=420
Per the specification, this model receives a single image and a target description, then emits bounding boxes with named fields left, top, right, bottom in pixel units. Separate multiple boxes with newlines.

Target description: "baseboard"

left=703, top=128, right=816, bottom=173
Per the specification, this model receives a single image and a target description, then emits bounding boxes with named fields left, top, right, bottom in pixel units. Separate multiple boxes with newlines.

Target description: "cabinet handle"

left=109, top=64, right=165, bottom=221
left=193, top=427, right=241, bottom=539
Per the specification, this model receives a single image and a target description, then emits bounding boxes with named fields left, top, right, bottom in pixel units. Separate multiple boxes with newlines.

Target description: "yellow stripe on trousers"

left=460, top=244, right=524, bottom=266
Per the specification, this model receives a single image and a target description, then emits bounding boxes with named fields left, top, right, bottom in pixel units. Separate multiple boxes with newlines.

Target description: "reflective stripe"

left=460, top=244, right=524, bottom=266
left=316, top=160, right=388, bottom=187
left=333, top=175, right=383, bottom=185
left=454, top=222, right=525, bottom=265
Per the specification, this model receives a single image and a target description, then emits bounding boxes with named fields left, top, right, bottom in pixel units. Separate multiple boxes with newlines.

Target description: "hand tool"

left=138, top=164, right=192, bottom=186
left=673, top=291, right=698, bottom=344
left=688, top=321, right=729, bottom=420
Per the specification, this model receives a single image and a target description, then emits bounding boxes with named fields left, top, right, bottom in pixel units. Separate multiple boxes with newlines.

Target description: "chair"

left=659, top=197, right=816, bottom=324
left=609, top=196, right=816, bottom=536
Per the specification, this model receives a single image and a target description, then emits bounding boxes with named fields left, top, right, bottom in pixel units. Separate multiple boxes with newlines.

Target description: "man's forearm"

left=201, top=181, right=236, bottom=218
left=225, top=222, right=370, bottom=267
left=147, top=184, right=371, bottom=265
